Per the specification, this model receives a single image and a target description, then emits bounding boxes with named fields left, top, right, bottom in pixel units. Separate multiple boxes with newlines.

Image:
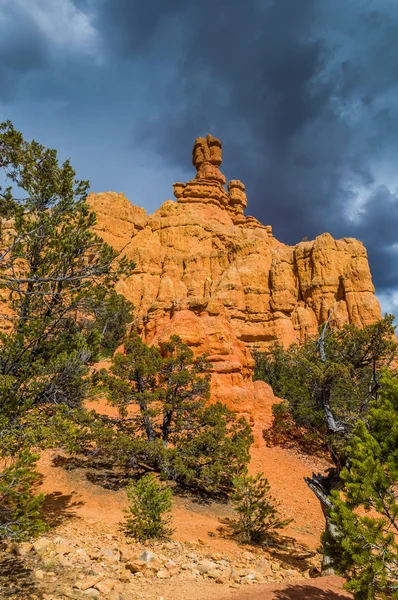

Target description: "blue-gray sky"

left=1, top=0, right=398, bottom=313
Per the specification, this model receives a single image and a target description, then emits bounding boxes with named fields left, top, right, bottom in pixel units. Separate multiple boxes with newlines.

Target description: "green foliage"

left=0, top=120, right=134, bottom=429
left=254, top=316, right=397, bottom=458
left=166, top=402, right=253, bottom=494
left=100, top=333, right=210, bottom=446
left=0, top=121, right=134, bottom=540
left=262, top=401, right=327, bottom=456
left=86, top=290, right=133, bottom=356
left=230, top=471, right=291, bottom=543
left=0, top=449, right=47, bottom=541
left=93, top=334, right=253, bottom=496
left=123, top=473, right=173, bottom=540
left=323, top=371, right=398, bottom=599
left=256, top=318, right=398, bottom=572
left=267, top=400, right=298, bottom=440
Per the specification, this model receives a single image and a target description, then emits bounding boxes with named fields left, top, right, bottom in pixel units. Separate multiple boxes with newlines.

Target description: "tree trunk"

left=161, top=410, right=173, bottom=448
left=136, top=375, right=156, bottom=443
left=304, top=468, right=342, bottom=575
left=311, top=309, right=345, bottom=572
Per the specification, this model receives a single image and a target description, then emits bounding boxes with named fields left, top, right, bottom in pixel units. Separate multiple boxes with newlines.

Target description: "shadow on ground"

left=0, top=550, right=41, bottom=599
left=52, top=453, right=132, bottom=491
left=273, top=584, right=350, bottom=599
left=42, top=491, right=84, bottom=527
left=51, top=453, right=228, bottom=505
left=267, top=539, right=319, bottom=574
left=217, top=519, right=318, bottom=574
left=226, top=582, right=350, bottom=600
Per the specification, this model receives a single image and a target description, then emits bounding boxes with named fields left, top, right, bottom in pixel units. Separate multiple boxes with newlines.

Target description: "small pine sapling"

left=231, top=471, right=292, bottom=543
left=0, top=449, right=48, bottom=541
left=123, top=473, right=173, bottom=541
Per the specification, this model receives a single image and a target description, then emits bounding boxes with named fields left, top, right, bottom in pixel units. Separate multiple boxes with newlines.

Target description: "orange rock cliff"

left=88, top=134, right=382, bottom=419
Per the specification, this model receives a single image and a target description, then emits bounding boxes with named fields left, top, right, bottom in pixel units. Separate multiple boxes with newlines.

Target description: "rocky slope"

left=3, top=528, right=347, bottom=600
left=88, top=134, right=381, bottom=411
left=2, top=443, right=347, bottom=599
left=5, top=527, right=313, bottom=600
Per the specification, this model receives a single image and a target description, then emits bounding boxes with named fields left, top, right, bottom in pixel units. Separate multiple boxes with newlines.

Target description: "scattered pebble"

left=3, top=523, right=319, bottom=600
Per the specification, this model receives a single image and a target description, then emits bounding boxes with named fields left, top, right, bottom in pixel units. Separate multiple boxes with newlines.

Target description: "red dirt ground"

left=34, top=386, right=351, bottom=599
left=36, top=437, right=349, bottom=598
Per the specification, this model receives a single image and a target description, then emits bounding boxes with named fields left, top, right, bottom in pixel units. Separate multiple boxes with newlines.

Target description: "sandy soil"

left=249, top=443, right=332, bottom=550
left=37, top=438, right=331, bottom=555
left=31, top=426, right=352, bottom=599
left=221, top=576, right=351, bottom=599
left=29, top=378, right=352, bottom=600
left=94, top=575, right=351, bottom=600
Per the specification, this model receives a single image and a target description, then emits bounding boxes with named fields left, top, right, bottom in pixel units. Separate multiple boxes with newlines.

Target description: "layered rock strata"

left=88, top=134, right=381, bottom=413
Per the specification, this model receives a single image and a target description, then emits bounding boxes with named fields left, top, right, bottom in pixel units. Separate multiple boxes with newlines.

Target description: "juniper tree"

left=254, top=315, right=397, bottom=571
left=0, top=121, right=134, bottom=537
left=95, top=333, right=253, bottom=495
left=0, top=120, right=134, bottom=437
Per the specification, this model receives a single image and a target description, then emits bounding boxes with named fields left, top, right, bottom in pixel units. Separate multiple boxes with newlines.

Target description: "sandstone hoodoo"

left=88, top=134, right=382, bottom=412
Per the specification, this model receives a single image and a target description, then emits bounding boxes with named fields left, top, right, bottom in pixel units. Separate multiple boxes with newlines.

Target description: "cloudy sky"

left=1, top=0, right=398, bottom=313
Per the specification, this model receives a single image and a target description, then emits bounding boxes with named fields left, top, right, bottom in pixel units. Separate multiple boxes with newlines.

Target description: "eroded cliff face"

left=88, top=134, right=381, bottom=415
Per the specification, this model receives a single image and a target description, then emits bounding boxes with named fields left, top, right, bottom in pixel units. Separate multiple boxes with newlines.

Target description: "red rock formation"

left=88, top=134, right=382, bottom=411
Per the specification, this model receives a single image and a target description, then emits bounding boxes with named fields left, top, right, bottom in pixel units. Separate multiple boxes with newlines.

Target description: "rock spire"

left=173, top=134, right=248, bottom=219
left=87, top=134, right=382, bottom=415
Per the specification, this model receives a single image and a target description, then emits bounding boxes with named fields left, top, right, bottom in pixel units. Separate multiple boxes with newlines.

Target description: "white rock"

left=197, top=560, right=217, bottom=574
left=83, top=588, right=100, bottom=597
left=139, top=549, right=156, bottom=563
left=103, top=548, right=120, bottom=563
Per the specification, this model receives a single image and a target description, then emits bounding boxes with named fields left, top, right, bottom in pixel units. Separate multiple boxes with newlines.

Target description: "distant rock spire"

left=173, top=134, right=249, bottom=220
left=192, top=134, right=226, bottom=185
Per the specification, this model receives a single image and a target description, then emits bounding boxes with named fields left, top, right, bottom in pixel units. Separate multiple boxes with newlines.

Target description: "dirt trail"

left=221, top=576, right=351, bottom=599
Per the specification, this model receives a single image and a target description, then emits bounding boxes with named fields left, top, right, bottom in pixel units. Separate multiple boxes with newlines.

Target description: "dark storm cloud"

left=89, top=0, right=186, bottom=54
left=88, top=0, right=398, bottom=295
left=349, top=186, right=398, bottom=292
left=0, top=5, right=50, bottom=101
left=1, top=0, right=398, bottom=308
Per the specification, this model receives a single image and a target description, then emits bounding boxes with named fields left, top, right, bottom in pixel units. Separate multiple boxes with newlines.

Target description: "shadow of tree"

left=42, top=491, right=83, bottom=527
left=85, top=469, right=131, bottom=490
left=52, top=453, right=234, bottom=503
left=52, top=454, right=88, bottom=471
left=266, top=540, right=319, bottom=574
left=0, top=551, right=41, bottom=599
left=52, top=453, right=133, bottom=491
left=217, top=519, right=318, bottom=573
left=273, top=584, right=350, bottom=599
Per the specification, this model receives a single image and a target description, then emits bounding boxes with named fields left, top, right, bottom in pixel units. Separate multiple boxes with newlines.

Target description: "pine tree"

left=123, top=473, right=173, bottom=540
left=230, top=471, right=291, bottom=543
left=0, top=449, right=47, bottom=540
left=99, top=333, right=209, bottom=446
left=254, top=315, right=397, bottom=571
left=323, top=371, right=398, bottom=599
left=168, top=401, right=253, bottom=495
